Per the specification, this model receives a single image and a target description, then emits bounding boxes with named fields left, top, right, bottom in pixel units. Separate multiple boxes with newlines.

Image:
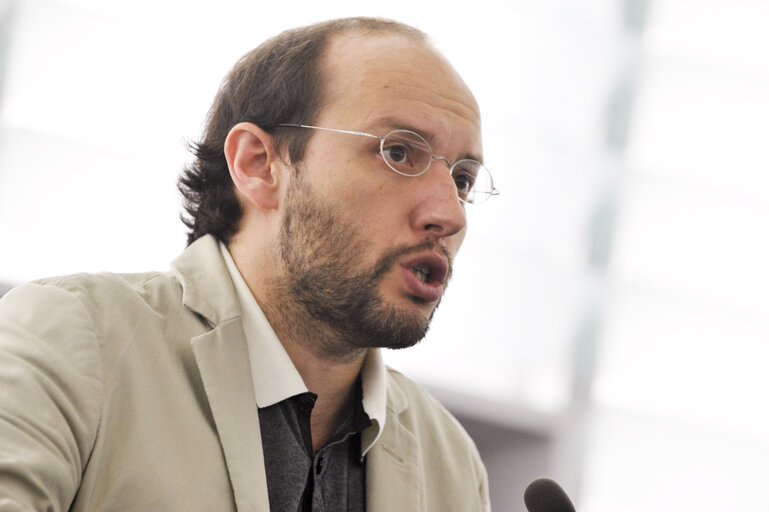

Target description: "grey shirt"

left=259, top=382, right=372, bottom=511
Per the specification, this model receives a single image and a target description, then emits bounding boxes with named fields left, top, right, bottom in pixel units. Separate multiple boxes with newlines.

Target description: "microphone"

left=523, top=477, right=576, bottom=512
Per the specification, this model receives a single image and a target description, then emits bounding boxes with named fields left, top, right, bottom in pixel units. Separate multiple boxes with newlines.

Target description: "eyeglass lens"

left=380, top=130, right=493, bottom=203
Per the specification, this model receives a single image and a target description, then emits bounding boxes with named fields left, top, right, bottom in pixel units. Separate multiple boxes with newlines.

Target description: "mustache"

left=370, top=239, right=453, bottom=282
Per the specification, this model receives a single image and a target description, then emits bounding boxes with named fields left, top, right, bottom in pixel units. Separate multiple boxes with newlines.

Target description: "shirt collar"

left=220, top=242, right=306, bottom=406
left=359, top=347, right=387, bottom=456
left=218, top=242, right=387, bottom=452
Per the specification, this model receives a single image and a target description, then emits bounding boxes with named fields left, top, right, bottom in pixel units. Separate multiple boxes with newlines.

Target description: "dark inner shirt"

left=258, top=380, right=372, bottom=512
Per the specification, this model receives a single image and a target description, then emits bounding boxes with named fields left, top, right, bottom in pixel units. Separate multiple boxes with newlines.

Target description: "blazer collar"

left=171, top=234, right=241, bottom=327
left=172, top=235, right=270, bottom=511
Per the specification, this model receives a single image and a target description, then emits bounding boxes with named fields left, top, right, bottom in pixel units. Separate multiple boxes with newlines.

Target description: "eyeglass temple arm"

left=277, top=123, right=382, bottom=141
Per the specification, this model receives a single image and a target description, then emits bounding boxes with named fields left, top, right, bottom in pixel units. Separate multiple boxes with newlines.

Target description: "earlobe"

left=224, top=122, right=282, bottom=210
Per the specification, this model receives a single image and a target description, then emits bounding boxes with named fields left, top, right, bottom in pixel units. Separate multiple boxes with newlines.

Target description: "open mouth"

left=411, top=264, right=431, bottom=283
left=402, top=253, right=449, bottom=288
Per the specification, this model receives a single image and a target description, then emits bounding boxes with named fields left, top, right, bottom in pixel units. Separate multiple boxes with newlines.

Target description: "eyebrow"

left=367, top=117, right=484, bottom=164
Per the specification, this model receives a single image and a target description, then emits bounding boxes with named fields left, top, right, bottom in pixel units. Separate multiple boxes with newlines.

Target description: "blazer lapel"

left=191, top=322, right=269, bottom=512
left=366, top=380, right=423, bottom=512
left=173, top=236, right=270, bottom=511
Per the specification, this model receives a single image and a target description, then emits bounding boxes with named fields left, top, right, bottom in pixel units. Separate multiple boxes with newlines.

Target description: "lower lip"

left=400, top=267, right=443, bottom=303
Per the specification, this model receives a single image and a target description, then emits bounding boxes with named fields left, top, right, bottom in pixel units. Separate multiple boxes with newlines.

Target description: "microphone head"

left=524, top=477, right=576, bottom=512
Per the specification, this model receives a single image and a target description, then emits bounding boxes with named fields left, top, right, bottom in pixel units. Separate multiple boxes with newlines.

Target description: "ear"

left=224, top=122, right=285, bottom=210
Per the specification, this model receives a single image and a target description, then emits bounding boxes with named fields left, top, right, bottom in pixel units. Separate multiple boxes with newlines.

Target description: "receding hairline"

left=317, top=27, right=480, bottom=126
left=307, top=21, right=435, bottom=122
left=315, top=17, right=429, bottom=43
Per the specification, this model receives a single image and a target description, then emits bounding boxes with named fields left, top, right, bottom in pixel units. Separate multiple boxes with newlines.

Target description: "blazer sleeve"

left=476, top=443, right=491, bottom=511
left=0, top=283, right=102, bottom=512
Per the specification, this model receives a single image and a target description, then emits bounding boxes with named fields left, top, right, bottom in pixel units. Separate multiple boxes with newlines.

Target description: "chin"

left=353, top=298, right=435, bottom=351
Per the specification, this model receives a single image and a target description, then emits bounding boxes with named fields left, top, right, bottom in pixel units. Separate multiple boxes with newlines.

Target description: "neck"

left=227, top=231, right=368, bottom=451
left=259, top=290, right=368, bottom=451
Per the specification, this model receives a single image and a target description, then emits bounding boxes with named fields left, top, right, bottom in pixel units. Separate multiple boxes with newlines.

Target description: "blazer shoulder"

left=27, top=270, right=182, bottom=315
left=32, top=269, right=179, bottom=298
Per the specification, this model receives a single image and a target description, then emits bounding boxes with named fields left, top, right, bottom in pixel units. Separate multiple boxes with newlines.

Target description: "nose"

left=410, top=160, right=467, bottom=241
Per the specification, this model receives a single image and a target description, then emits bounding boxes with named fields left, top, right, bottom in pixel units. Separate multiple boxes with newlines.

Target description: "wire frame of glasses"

left=377, top=130, right=496, bottom=204
left=278, top=124, right=498, bottom=204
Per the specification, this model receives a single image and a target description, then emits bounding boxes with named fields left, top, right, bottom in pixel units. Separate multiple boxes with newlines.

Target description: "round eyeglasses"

left=278, top=123, right=499, bottom=204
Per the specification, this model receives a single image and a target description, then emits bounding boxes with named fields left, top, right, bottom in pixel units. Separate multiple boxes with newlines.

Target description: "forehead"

left=317, top=31, right=482, bottom=156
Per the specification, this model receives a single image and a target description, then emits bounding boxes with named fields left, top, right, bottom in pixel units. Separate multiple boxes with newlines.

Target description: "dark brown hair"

left=178, top=17, right=426, bottom=245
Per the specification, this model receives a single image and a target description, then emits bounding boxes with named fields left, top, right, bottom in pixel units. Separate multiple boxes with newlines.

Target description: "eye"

left=452, top=163, right=478, bottom=198
left=380, top=131, right=431, bottom=175
left=382, top=143, right=410, bottom=165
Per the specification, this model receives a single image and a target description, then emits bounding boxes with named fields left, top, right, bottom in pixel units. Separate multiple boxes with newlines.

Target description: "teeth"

left=412, top=265, right=429, bottom=283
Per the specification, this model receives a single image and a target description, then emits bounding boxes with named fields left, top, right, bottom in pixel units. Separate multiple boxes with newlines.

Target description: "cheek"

left=345, top=181, right=400, bottom=226
left=446, top=227, right=467, bottom=257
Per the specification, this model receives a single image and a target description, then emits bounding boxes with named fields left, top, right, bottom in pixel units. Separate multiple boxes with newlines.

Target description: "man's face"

left=278, top=32, right=483, bottom=351
left=278, top=170, right=448, bottom=352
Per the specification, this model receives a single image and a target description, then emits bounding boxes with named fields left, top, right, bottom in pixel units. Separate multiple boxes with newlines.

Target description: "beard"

left=271, top=171, right=451, bottom=357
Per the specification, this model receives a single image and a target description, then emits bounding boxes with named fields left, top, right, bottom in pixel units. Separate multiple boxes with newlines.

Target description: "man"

left=0, top=17, right=497, bottom=511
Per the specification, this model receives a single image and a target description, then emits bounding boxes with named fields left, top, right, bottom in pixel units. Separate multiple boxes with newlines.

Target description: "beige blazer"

left=0, top=235, right=489, bottom=511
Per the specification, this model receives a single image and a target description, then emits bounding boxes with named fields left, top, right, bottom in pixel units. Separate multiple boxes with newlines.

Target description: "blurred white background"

left=1, top=0, right=767, bottom=510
